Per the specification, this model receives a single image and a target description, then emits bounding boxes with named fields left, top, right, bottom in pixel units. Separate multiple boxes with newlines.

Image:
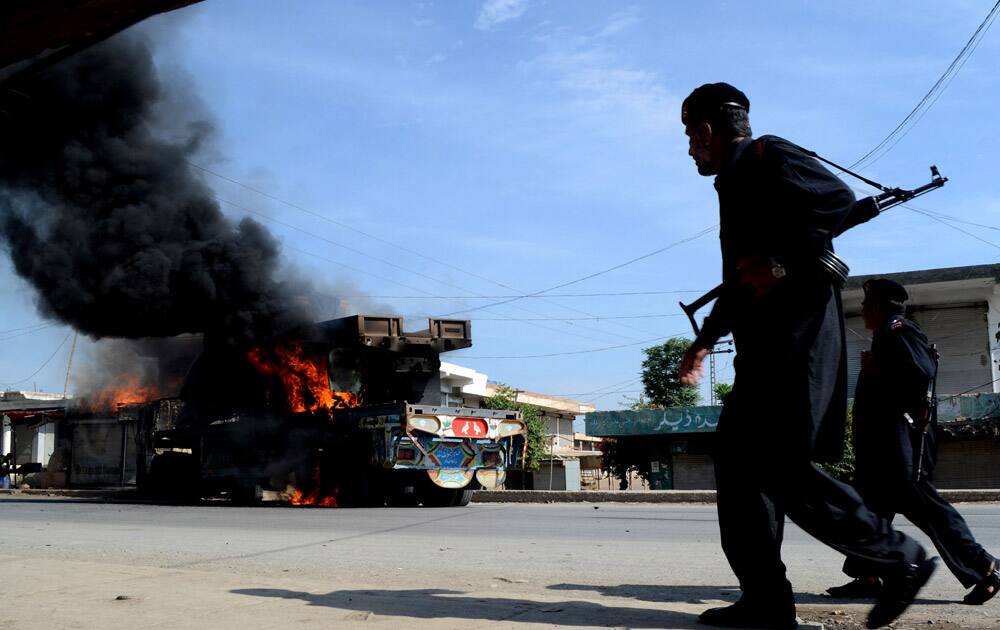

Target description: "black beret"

left=681, top=82, right=750, bottom=126
left=863, top=278, right=909, bottom=304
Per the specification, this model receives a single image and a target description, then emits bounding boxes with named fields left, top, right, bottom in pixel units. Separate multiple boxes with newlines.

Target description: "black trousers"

left=843, top=477, right=993, bottom=588
left=714, top=408, right=926, bottom=602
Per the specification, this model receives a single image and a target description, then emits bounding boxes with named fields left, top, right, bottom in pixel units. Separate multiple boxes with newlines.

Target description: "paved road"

left=1, top=498, right=998, bottom=629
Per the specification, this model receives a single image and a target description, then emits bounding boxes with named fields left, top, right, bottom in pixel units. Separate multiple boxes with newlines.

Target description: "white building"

left=843, top=263, right=1000, bottom=397
left=438, top=362, right=599, bottom=490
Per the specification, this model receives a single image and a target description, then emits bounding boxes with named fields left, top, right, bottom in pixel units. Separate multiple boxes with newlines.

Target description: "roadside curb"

left=471, top=489, right=1000, bottom=504
left=4, top=487, right=999, bottom=504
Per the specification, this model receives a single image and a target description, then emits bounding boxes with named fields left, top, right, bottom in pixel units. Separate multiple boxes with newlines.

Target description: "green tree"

left=600, top=438, right=653, bottom=488
left=819, top=407, right=856, bottom=482
left=712, top=382, right=733, bottom=404
left=482, top=384, right=546, bottom=471
left=640, top=338, right=700, bottom=408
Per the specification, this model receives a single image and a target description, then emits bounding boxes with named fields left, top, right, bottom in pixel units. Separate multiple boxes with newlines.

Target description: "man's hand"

left=860, top=350, right=873, bottom=372
left=736, top=255, right=781, bottom=297
left=680, top=343, right=710, bottom=385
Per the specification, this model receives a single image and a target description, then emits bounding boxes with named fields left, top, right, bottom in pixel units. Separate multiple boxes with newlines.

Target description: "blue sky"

left=1, top=0, right=998, bottom=409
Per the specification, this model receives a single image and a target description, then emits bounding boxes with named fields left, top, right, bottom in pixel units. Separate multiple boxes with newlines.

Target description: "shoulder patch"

left=890, top=319, right=903, bottom=331
left=752, top=138, right=766, bottom=160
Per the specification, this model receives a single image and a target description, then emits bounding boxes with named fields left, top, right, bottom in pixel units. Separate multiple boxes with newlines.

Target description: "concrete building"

left=438, top=363, right=599, bottom=489
left=587, top=263, right=1000, bottom=490
left=1, top=390, right=69, bottom=487
left=843, top=263, right=1000, bottom=398
left=484, top=386, right=598, bottom=491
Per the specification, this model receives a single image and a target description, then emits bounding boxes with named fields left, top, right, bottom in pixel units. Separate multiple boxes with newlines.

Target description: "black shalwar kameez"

left=697, top=135, right=925, bottom=604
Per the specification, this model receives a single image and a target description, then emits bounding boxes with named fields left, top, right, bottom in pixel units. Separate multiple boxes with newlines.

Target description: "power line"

left=450, top=332, right=688, bottom=359
left=904, top=203, right=1000, bottom=232
left=438, top=225, right=718, bottom=317
left=472, top=314, right=684, bottom=322
left=0, top=322, right=50, bottom=335
left=902, top=206, right=1000, bottom=251
left=220, top=197, right=647, bottom=346
left=0, top=323, right=57, bottom=341
left=1, top=332, right=71, bottom=387
left=939, top=375, right=1000, bottom=402
left=850, top=0, right=1000, bottom=171
left=199, top=163, right=683, bottom=340
left=329, top=290, right=704, bottom=299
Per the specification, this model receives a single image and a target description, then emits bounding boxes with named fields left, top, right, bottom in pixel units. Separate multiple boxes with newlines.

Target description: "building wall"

left=673, top=454, right=717, bottom=490
left=846, top=303, right=993, bottom=397
left=934, top=439, right=1000, bottom=489
left=988, top=286, right=1000, bottom=389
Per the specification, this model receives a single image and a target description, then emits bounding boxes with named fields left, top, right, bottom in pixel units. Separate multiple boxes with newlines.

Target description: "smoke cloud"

left=0, top=33, right=307, bottom=346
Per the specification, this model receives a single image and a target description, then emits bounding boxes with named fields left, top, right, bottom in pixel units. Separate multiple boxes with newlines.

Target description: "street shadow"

left=548, top=584, right=956, bottom=607
left=231, top=587, right=702, bottom=627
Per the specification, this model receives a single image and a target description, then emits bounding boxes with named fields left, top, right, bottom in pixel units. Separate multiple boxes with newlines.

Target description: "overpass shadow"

left=231, top=587, right=702, bottom=627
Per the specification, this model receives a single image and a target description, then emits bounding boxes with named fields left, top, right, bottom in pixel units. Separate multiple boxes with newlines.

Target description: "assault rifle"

left=680, top=164, right=947, bottom=337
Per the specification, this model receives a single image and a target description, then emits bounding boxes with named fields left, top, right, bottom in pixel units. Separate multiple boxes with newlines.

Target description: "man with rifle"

left=826, top=278, right=998, bottom=605
left=677, top=82, right=935, bottom=629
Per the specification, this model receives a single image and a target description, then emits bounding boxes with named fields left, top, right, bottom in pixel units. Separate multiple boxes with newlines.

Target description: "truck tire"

left=420, top=484, right=473, bottom=507
left=230, top=480, right=264, bottom=505
left=452, top=489, right=474, bottom=507
left=146, top=452, right=199, bottom=502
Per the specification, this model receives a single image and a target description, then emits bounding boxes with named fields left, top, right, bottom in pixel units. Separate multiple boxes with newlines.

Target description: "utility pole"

left=62, top=332, right=78, bottom=399
left=708, top=339, right=734, bottom=405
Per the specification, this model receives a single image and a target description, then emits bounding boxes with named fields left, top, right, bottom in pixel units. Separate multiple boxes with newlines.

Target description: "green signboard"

left=585, top=405, right=722, bottom=437
left=937, top=392, right=1000, bottom=422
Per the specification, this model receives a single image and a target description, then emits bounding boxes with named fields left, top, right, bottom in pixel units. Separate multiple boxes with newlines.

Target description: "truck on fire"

left=130, top=315, right=526, bottom=506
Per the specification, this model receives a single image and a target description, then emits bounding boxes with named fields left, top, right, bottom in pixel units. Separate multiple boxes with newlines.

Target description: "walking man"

left=677, top=82, right=936, bottom=629
left=826, top=278, right=998, bottom=605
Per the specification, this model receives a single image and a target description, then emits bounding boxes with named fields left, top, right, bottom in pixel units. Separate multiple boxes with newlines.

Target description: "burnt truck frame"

left=131, top=316, right=526, bottom=507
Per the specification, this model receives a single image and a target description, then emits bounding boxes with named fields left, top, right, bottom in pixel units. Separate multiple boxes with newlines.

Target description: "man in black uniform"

left=677, top=83, right=936, bottom=629
left=827, top=278, right=999, bottom=605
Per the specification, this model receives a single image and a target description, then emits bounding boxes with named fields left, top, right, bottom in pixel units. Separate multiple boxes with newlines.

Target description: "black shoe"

left=699, top=598, right=798, bottom=630
left=866, top=558, right=937, bottom=629
left=826, top=577, right=882, bottom=599
left=963, top=560, right=999, bottom=605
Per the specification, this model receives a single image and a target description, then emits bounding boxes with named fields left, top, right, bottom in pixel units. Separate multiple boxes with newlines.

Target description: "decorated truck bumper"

left=335, top=403, right=526, bottom=489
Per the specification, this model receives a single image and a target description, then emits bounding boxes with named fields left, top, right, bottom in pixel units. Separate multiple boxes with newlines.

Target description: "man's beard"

left=696, top=160, right=718, bottom=176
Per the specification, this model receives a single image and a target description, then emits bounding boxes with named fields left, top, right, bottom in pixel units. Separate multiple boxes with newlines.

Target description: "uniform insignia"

left=890, top=319, right=903, bottom=331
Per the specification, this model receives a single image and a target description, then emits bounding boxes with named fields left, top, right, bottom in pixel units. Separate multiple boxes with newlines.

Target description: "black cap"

left=863, top=278, right=909, bottom=304
left=681, top=82, right=750, bottom=126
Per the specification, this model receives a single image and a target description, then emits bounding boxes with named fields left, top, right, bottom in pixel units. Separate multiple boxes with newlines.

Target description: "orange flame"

left=288, top=464, right=338, bottom=507
left=83, top=374, right=161, bottom=412
left=247, top=341, right=361, bottom=413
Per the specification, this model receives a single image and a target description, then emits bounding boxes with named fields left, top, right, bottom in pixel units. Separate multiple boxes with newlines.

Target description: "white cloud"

left=596, top=7, right=640, bottom=38
left=425, top=52, right=447, bottom=65
left=474, top=0, right=528, bottom=31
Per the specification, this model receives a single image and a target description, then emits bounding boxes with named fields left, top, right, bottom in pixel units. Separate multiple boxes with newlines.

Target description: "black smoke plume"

left=0, top=33, right=307, bottom=346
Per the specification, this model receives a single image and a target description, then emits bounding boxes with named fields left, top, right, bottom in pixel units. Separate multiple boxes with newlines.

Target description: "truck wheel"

left=146, top=452, right=199, bottom=502
left=231, top=480, right=264, bottom=505
left=420, top=485, right=473, bottom=507
left=452, top=489, right=474, bottom=507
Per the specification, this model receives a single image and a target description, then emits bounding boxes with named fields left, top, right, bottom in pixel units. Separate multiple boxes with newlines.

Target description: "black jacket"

left=853, top=315, right=937, bottom=485
left=699, top=135, right=855, bottom=462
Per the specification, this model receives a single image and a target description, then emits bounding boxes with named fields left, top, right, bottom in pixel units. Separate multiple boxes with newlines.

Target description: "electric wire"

left=218, top=195, right=663, bottom=344
left=450, top=332, right=687, bottom=359
left=850, top=0, right=1000, bottom=171
left=437, top=225, right=719, bottom=317
left=331, top=290, right=704, bottom=299
left=198, top=163, right=685, bottom=340
left=471, top=314, right=684, bottom=322
left=0, top=323, right=57, bottom=341
left=218, top=196, right=641, bottom=345
left=1, top=332, right=71, bottom=387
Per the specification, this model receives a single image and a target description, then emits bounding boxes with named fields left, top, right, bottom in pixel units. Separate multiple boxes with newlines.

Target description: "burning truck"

left=130, top=315, right=526, bottom=507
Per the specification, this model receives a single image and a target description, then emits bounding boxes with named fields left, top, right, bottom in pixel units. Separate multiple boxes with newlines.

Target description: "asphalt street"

left=1, top=498, right=998, bottom=629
